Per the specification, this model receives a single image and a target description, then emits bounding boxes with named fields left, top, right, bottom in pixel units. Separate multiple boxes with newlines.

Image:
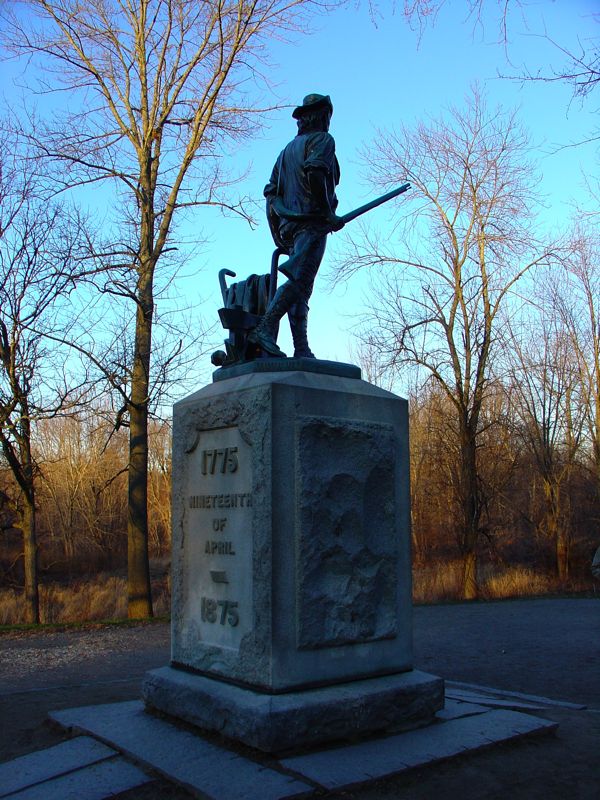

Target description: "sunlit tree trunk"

left=555, top=525, right=570, bottom=582
left=127, top=260, right=154, bottom=617
left=457, top=420, right=482, bottom=599
left=18, top=402, right=41, bottom=623
left=541, top=478, right=569, bottom=580
left=21, top=492, right=40, bottom=624
left=2, top=398, right=41, bottom=624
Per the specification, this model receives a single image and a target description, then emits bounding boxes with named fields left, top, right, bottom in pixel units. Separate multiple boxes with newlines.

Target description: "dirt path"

left=1, top=599, right=599, bottom=799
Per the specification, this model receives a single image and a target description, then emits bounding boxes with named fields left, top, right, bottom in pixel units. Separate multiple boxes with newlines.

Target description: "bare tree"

left=399, top=0, right=524, bottom=44
left=34, top=411, right=128, bottom=567
left=147, top=417, right=172, bottom=557
left=558, top=224, right=600, bottom=502
left=337, top=89, right=551, bottom=598
left=406, top=380, right=457, bottom=565
left=0, top=131, right=87, bottom=623
left=1, top=0, right=339, bottom=617
left=507, top=301, right=582, bottom=580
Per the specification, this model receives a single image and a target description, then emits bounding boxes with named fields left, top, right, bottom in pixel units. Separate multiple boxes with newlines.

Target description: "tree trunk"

left=16, top=403, right=41, bottom=624
left=462, top=549, right=478, bottom=600
left=22, top=494, right=40, bottom=624
left=459, top=423, right=480, bottom=600
left=542, top=477, right=568, bottom=580
left=556, top=526, right=570, bottom=582
left=127, top=265, right=154, bottom=619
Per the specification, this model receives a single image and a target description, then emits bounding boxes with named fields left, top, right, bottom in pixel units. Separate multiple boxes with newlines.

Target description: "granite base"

left=142, top=666, right=444, bottom=753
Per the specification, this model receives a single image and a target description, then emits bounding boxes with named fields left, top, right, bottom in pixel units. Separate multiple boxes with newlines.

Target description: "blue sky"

left=2, top=0, right=598, bottom=394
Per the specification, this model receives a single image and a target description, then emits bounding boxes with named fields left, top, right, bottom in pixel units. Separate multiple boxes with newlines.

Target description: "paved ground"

left=1, top=598, right=599, bottom=798
left=413, top=598, right=600, bottom=708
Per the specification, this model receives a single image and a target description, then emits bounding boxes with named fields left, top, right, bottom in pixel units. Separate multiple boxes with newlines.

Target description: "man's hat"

left=292, top=93, right=333, bottom=119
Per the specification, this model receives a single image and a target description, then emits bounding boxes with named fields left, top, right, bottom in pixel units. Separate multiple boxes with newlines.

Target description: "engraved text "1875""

left=201, top=597, right=239, bottom=626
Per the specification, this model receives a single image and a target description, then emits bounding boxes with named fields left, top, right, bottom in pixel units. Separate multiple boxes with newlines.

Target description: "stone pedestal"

left=143, top=359, right=443, bottom=751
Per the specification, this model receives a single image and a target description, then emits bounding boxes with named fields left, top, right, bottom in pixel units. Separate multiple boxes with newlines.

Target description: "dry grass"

left=1, top=560, right=593, bottom=624
left=481, top=566, right=554, bottom=599
left=412, top=560, right=591, bottom=603
left=412, top=560, right=466, bottom=604
left=0, top=572, right=170, bottom=626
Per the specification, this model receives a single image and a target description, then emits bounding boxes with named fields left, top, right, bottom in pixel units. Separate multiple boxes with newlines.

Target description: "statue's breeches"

left=279, top=227, right=328, bottom=301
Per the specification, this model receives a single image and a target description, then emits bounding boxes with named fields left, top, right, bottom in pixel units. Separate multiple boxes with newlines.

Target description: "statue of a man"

left=249, top=93, right=344, bottom=358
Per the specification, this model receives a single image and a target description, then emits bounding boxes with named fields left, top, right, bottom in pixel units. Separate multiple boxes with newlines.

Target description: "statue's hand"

left=327, top=213, right=345, bottom=232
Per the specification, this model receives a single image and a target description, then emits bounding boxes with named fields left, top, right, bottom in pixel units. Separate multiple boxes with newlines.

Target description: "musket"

left=267, top=182, right=411, bottom=299
left=269, top=182, right=411, bottom=229
left=340, top=182, right=410, bottom=225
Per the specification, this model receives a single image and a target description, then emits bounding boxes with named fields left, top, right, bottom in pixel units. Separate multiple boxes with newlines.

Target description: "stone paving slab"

left=446, top=680, right=587, bottom=710
left=280, top=709, right=558, bottom=790
left=2, top=757, right=150, bottom=800
left=434, top=699, right=490, bottom=720
left=0, top=736, right=117, bottom=797
left=49, top=697, right=559, bottom=799
left=445, top=689, right=547, bottom=711
left=50, top=700, right=313, bottom=800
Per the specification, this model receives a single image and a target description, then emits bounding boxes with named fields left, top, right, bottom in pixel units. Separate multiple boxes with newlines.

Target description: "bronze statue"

left=249, top=93, right=345, bottom=359
left=211, top=94, right=410, bottom=369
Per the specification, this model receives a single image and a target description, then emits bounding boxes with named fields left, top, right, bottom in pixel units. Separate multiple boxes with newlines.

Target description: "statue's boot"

left=249, top=282, right=301, bottom=358
left=289, top=302, right=315, bottom=358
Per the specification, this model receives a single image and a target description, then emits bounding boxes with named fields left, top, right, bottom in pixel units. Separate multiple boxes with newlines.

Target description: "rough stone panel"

left=296, top=416, right=398, bottom=649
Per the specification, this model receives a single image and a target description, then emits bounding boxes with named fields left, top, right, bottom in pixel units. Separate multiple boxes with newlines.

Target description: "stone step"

left=50, top=699, right=558, bottom=799
left=50, top=700, right=313, bottom=800
left=280, top=708, right=558, bottom=791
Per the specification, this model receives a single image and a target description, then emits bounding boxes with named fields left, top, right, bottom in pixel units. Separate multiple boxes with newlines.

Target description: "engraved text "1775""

left=201, top=447, right=238, bottom=475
